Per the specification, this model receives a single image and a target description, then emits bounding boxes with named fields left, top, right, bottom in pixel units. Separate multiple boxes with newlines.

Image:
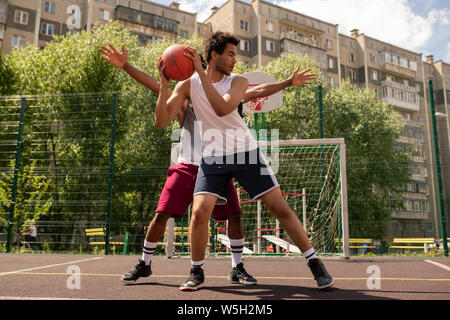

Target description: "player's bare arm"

left=243, top=67, right=316, bottom=103
left=155, top=57, right=190, bottom=128
left=185, top=46, right=248, bottom=117
left=100, top=44, right=188, bottom=126
left=100, top=44, right=160, bottom=93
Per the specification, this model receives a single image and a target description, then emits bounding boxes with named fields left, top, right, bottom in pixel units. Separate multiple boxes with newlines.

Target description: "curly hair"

left=204, top=31, right=240, bottom=63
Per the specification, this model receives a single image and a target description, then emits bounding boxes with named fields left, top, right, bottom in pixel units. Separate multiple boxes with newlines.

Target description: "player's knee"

left=191, top=208, right=210, bottom=225
left=154, top=212, right=171, bottom=224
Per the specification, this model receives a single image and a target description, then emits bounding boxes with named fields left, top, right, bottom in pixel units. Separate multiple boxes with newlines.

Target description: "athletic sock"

left=191, top=260, right=204, bottom=269
left=141, top=240, right=157, bottom=265
left=303, top=247, right=317, bottom=261
left=230, top=238, right=244, bottom=268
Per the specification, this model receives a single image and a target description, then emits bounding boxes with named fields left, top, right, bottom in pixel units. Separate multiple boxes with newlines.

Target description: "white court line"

left=0, top=296, right=95, bottom=300
left=425, top=259, right=450, bottom=272
left=0, top=257, right=103, bottom=277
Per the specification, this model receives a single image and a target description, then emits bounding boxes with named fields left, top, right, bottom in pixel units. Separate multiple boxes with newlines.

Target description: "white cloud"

left=179, top=0, right=227, bottom=22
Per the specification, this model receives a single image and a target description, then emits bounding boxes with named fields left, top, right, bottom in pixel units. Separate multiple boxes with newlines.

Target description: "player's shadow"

left=123, top=282, right=399, bottom=300
left=202, top=283, right=399, bottom=300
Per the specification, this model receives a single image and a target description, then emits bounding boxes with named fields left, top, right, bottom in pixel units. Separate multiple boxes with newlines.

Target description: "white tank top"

left=189, top=72, right=258, bottom=157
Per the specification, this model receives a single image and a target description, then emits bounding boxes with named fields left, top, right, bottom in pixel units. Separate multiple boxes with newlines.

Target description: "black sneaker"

left=307, top=258, right=334, bottom=290
left=180, top=266, right=204, bottom=291
left=121, top=259, right=152, bottom=282
left=228, top=263, right=257, bottom=285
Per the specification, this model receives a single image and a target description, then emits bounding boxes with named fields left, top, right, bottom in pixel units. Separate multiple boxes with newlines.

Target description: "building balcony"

left=384, top=96, right=420, bottom=111
left=399, top=118, right=423, bottom=128
left=381, top=79, right=419, bottom=93
left=115, top=5, right=178, bottom=34
left=381, top=62, right=417, bottom=79
left=392, top=210, right=429, bottom=220
left=280, top=32, right=324, bottom=50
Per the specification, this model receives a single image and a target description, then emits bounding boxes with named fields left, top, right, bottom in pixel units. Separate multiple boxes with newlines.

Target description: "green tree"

left=0, top=54, right=17, bottom=95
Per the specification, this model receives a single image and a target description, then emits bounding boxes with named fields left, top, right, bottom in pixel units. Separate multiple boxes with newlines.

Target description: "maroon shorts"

left=156, top=162, right=242, bottom=220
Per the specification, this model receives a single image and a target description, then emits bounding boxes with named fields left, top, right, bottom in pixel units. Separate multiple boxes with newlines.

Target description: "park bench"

left=85, top=228, right=129, bottom=254
left=335, top=238, right=376, bottom=249
left=389, top=238, right=435, bottom=253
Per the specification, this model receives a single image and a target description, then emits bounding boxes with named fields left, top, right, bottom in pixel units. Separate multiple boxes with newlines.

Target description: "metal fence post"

left=6, top=97, right=26, bottom=253
left=105, top=93, right=118, bottom=255
left=428, top=80, right=448, bottom=257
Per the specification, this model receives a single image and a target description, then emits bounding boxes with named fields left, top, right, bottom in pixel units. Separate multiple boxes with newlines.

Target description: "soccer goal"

left=164, top=138, right=349, bottom=258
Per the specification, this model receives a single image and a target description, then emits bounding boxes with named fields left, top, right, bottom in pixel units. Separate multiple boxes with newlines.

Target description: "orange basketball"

left=161, top=44, right=195, bottom=81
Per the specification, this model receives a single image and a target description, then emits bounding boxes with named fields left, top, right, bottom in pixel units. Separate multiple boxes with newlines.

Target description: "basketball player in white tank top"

left=156, top=32, right=334, bottom=291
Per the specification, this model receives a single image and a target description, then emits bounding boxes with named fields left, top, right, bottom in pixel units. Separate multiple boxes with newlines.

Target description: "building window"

left=44, top=2, right=56, bottom=14
left=349, top=69, right=356, bottom=80
left=349, top=53, right=355, bottom=62
left=240, top=20, right=248, bottom=31
left=12, top=35, right=26, bottom=48
left=240, top=40, right=249, bottom=52
left=328, top=57, right=334, bottom=69
left=266, top=20, right=274, bottom=32
left=0, top=3, right=6, bottom=14
left=371, top=70, right=378, bottom=81
left=41, top=23, right=54, bottom=36
left=99, top=9, right=110, bottom=21
left=14, top=10, right=29, bottom=25
left=328, top=77, right=335, bottom=87
left=179, top=29, right=188, bottom=39
left=266, top=40, right=275, bottom=52
left=326, top=39, right=333, bottom=50
left=370, top=53, right=376, bottom=63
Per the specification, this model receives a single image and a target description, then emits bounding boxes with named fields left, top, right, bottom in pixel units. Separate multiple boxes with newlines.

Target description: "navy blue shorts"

left=194, top=148, right=279, bottom=204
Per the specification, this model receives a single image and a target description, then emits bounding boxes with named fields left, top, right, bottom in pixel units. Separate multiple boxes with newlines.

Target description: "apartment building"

left=205, top=0, right=449, bottom=238
left=0, top=0, right=210, bottom=53
left=2, top=0, right=448, bottom=238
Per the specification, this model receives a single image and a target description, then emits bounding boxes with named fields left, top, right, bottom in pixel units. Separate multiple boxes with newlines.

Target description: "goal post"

left=257, top=138, right=349, bottom=258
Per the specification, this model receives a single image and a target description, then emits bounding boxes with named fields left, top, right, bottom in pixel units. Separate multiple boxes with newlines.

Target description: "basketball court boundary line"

left=0, top=257, right=103, bottom=277
left=425, top=259, right=450, bottom=272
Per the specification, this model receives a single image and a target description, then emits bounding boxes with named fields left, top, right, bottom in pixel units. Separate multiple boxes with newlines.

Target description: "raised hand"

left=156, top=57, right=170, bottom=86
left=99, top=44, right=128, bottom=69
left=184, top=46, right=204, bottom=74
left=290, top=67, right=316, bottom=86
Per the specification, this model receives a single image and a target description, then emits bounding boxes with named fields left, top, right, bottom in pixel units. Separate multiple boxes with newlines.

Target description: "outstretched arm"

left=243, top=67, right=316, bottom=103
left=100, top=44, right=160, bottom=94
left=100, top=44, right=188, bottom=125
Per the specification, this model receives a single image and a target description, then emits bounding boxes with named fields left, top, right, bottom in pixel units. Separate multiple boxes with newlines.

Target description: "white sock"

left=191, top=260, right=204, bottom=268
left=141, top=240, right=157, bottom=265
left=303, top=247, right=317, bottom=261
left=230, top=238, right=244, bottom=268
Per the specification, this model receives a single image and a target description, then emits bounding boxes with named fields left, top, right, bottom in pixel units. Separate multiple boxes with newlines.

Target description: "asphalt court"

left=0, top=254, right=449, bottom=301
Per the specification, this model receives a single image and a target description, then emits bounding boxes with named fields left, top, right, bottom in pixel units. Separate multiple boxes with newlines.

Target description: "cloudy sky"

left=151, top=0, right=450, bottom=63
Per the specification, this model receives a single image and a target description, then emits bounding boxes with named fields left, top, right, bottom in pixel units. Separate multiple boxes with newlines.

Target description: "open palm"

left=100, top=44, right=127, bottom=68
left=291, top=67, right=316, bottom=86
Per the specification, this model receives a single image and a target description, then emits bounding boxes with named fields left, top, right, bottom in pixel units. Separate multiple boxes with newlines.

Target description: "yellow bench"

left=85, top=228, right=125, bottom=246
left=335, top=238, right=376, bottom=249
left=390, top=238, right=434, bottom=253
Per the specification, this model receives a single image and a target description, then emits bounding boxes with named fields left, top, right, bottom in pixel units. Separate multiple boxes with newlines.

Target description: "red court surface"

left=0, top=254, right=449, bottom=301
